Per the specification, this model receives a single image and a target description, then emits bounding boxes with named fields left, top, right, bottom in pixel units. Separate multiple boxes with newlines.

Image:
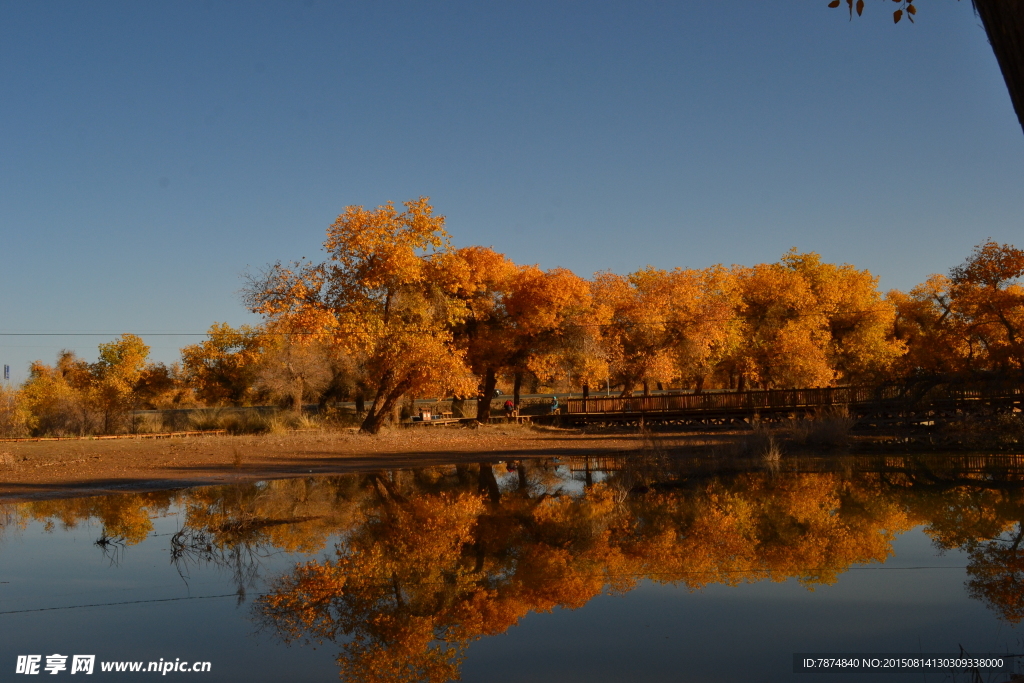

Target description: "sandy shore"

left=0, top=425, right=712, bottom=502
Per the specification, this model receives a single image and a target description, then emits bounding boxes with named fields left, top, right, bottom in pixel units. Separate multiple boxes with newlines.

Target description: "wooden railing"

left=564, top=384, right=1021, bottom=415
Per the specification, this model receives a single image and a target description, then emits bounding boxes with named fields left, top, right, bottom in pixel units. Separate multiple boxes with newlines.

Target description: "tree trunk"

left=476, top=367, right=498, bottom=422
left=360, top=378, right=410, bottom=434
left=355, top=391, right=365, bottom=415
left=974, top=0, right=1024, bottom=136
left=643, top=381, right=650, bottom=397
left=451, top=397, right=466, bottom=417
left=477, top=461, right=501, bottom=504
left=360, top=401, right=392, bottom=434
left=694, top=375, right=706, bottom=395
left=513, top=371, right=523, bottom=409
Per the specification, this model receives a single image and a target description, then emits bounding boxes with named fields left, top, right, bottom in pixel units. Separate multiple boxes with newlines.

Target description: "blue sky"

left=2, top=0, right=1022, bottom=381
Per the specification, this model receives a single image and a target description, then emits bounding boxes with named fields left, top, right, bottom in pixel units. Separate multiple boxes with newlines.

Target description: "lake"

left=2, top=453, right=1023, bottom=682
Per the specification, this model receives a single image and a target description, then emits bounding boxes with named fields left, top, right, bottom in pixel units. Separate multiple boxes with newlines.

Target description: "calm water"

left=2, top=454, right=1024, bottom=682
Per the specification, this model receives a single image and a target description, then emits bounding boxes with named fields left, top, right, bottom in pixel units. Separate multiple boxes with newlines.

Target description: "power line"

left=0, top=593, right=239, bottom=616
left=0, top=565, right=971, bottom=616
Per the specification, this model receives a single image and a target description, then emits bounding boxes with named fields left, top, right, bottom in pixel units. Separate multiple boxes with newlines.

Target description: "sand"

left=0, top=425, right=700, bottom=502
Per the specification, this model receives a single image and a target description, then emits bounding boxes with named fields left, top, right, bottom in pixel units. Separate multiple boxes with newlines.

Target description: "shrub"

left=791, top=405, right=856, bottom=451
left=0, top=386, right=31, bottom=438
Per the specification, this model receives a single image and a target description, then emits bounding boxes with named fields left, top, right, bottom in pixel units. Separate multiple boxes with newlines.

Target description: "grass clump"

left=791, top=406, right=856, bottom=451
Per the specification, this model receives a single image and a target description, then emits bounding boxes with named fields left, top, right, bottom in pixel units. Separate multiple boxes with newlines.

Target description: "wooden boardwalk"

left=563, top=385, right=1024, bottom=427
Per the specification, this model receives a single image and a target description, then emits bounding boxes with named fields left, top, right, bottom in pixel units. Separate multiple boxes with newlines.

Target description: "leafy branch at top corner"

left=827, top=0, right=919, bottom=24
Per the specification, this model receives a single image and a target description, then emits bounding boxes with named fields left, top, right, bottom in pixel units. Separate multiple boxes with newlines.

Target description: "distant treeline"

left=2, top=198, right=1022, bottom=435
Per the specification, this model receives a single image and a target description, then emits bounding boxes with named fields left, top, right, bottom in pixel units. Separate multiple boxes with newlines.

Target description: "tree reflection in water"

left=7, top=453, right=1024, bottom=682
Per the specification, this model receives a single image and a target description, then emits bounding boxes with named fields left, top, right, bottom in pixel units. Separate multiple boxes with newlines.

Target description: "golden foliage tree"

left=948, top=240, right=1024, bottom=372
left=254, top=337, right=332, bottom=413
left=444, top=246, right=519, bottom=420
left=18, top=338, right=156, bottom=436
left=0, top=385, right=32, bottom=437
left=91, top=334, right=151, bottom=433
left=181, top=323, right=271, bottom=406
left=725, top=251, right=902, bottom=390
left=19, top=335, right=170, bottom=435
left=245, top=198, right=475, bottom=433
left=592, top=269, right=679, bottom=394
left=592, top=266, right=743, bottom=395
left=19, top=351, right=95, bottom=435
left=890, top=241, right=1024, bottom=379
left=505, top=265, right=602, bottom=398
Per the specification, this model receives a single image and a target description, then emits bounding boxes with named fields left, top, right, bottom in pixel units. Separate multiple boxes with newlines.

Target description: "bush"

left=791, top=406, right=856, bottom=451
left=0, top=386, right=31, bottom=437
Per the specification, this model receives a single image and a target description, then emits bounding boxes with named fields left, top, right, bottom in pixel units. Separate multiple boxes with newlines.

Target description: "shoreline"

left=3, top=424, right=1021, bottom=503
left=0, top=426, right=676, bottom=503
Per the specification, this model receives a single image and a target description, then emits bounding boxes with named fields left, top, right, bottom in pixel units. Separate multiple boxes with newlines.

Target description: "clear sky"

left=2, top=0, right=1022, bottom=381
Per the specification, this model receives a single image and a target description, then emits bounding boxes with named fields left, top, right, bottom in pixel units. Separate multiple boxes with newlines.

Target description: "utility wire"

left=0, top=565, right=973, bottom=616
left=0, top=593, right=239, bottom=616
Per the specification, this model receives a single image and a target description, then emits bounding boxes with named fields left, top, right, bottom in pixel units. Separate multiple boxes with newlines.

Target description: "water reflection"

left=6, top=453, right=1024, bottom=682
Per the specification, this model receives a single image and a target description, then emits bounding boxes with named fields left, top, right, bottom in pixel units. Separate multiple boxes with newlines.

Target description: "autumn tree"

left=729, top=260, right=835, bottom=389
left=314, top=342, right=364, bottom=411
left=180, top=323, right=271, bottom=406
left=780, top=251, right=903, bottom=383
left=451, top=255, right=600, bottom=416
left=19, top=335, right=176, bottom=435
left=19, top=351, right=95, bottom=435
left=890, top=241, right=1024, bottom=380
left=255, top=337, right=332, bottom=413
left=134, top=362, right=192, bottom=410
left=591, top=269, right=679, bottom=395
left=948, top=240, right=1024, bottom=372
left=245, top=198, right=474, bottom=433
left=444, top=246, right=519, bottom=421
left=504, top=265, right=601, bottom=402
left=442, top=248, right=602, bottom=419
left=91, top=334, right=151, bottom=433
left=0, top=385, right=31, bottom=437
left=592, top=266, right=743, bottom=395
left=888, top=275, right=967, bottom=377
left=723, top=251, right=901, bottom=390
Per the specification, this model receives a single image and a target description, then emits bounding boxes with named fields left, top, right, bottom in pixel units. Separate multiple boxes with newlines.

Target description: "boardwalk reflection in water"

left=4, top=454, right=1024, bottom=682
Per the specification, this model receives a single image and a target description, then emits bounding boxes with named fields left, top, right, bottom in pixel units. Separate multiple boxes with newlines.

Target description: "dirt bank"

left=0, top=425, right=718, bottom=502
